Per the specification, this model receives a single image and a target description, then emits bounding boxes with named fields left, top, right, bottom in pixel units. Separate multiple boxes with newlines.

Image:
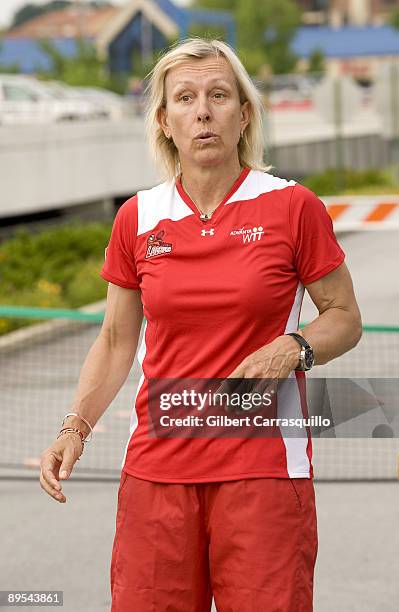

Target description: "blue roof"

left=292, top=25, right=399, bottom=58
left=0, top=37, right=94, bottom=73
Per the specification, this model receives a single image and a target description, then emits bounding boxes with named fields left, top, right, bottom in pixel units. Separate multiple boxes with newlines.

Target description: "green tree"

left=308, top=47, right=325, bottom=74
left=192, top=0, right=301, bottom=76
left=186, top=0, right=237, bottom=49
left=192, top=0, right=238, bottom=9
left=388, top=7, right=399, bottom=30
left=36, top=38, right=126, bottom=93
left=11, top=2, right=71, bottom=28
left=236, top=0, right=301, bottom=75
left=188, top=23, right=227, bottom=42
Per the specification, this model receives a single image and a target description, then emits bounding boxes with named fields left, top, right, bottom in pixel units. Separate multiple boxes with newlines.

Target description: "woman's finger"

left=41, top=455, right=62, bottom=491
left=39, top=471, right=66, bottom=502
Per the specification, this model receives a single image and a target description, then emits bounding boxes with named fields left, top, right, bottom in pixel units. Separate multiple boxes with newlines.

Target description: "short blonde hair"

left=143, top=37, right=272, bottom=182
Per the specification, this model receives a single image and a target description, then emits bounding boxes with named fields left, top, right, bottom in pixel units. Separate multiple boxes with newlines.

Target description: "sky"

left=0, top=0, right=190, bottom=29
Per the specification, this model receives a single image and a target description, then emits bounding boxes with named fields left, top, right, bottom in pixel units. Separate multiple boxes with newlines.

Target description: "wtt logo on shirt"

left=145, top=229, right=173, bottom=259
left=230, top=226, right=264, bottom=243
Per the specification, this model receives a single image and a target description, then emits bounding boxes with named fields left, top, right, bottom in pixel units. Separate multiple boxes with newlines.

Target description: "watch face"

left=304, top=348, right=314, bottom=369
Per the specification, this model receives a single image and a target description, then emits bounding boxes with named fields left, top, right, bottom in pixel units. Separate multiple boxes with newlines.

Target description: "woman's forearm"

left=298, top=306, right=363, bottom=366
left=61, top=331, right=138, bottom=437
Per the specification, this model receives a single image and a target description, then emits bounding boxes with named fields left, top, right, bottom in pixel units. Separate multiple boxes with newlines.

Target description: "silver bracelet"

left=62, top=412, right=94, bottom=442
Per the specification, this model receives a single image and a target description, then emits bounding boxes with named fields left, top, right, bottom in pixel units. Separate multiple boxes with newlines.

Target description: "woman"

left=40, top=38, right=362, bottom=611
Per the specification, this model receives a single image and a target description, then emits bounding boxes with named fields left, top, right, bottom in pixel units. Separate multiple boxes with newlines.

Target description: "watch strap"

left=285, top=332, right=314, bottom=371
left=285, top=332, right=311, bottom=350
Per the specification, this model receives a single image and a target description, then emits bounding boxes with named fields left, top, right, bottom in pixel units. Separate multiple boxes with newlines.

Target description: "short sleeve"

left=100, top=195, right=140, bottom=289
left=289, top=183, right=345, bottom=286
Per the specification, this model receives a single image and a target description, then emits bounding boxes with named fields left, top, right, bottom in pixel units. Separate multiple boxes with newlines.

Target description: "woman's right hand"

left=39, top=433, right=83, bottom=503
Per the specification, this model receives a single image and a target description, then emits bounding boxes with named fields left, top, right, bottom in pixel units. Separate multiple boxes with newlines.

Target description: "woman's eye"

left=179, top=92, right=226, bottom=101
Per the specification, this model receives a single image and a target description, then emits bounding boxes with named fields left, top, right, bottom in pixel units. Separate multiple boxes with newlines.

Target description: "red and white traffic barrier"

left=322, top=196, right=399, bottom=231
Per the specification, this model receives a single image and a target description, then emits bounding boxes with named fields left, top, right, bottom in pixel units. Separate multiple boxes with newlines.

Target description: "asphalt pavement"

left=1, top=479, right=398, bottom=611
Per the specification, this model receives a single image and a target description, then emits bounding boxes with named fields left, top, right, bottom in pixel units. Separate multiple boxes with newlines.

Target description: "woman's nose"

left=196, top=94, right=211, bottom=121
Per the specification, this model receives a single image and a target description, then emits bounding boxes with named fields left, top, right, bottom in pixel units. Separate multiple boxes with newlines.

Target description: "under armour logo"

left=201, top=228, right=215, bottom=236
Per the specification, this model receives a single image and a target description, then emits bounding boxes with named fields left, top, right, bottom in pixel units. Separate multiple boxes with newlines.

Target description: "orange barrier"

left=322, top=196, right=399, bottom=231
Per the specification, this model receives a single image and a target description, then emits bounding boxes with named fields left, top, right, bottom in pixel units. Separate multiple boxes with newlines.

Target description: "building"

left=298, top=0, right=398, bottom=27
left=0, top=0, right=236, bottom=75
left=293, top=24, right=399, bottom=81
left=96, top=0, right=235, bottom=74
left=6, top=5, right=120, bottom=39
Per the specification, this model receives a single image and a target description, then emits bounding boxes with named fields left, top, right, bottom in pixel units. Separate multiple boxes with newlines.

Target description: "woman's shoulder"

left=252, top=170, right=324, bottom=206
left=243, top=168, right=297, bottom=201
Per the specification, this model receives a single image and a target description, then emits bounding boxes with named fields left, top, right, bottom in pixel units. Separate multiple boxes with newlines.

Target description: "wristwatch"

left=285, top=332, right=314, bottom=371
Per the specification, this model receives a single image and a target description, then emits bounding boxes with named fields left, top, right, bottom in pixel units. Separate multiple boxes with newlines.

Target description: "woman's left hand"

left=215, top=335, right=302, bottom=412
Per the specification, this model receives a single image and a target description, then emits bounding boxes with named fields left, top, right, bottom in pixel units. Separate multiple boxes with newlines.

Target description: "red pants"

left=110, top=473, right=318, bottom=611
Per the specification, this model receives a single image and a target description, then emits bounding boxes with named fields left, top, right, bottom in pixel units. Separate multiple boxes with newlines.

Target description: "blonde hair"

left=143, top=37, right=272, bottom=182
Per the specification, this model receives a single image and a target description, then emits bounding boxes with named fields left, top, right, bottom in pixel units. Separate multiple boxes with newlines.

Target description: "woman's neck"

left=179, top=162, right=243, bottom=216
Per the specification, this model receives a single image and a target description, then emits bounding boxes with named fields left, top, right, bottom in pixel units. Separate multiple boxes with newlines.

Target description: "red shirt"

left=100, top=166, right=345, bottom=482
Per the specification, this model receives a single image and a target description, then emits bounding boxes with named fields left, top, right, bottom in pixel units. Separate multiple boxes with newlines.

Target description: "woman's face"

left=158, top=56, right=250, bottom=170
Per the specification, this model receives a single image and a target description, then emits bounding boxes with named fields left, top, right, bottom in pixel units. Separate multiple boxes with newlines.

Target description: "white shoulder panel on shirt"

left=136, top=179, right=194, bottom=236
left=225, top=170, right=297, bottom=206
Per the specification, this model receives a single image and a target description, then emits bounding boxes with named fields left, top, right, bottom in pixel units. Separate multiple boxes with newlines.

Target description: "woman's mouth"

left=195, top=135, right=219, bottom=143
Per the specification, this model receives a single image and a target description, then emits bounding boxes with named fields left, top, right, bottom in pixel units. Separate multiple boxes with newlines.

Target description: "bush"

left=0, top=221, right=112, bottom=335
left=302, top=168, right=396, bottom=196
left=66, top=258, right=109, bottom=308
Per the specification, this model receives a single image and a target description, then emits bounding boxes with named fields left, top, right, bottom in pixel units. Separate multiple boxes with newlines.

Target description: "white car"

left=42, top=81, right=109, bottom=120
left=74, top=86, right=131, bottom=120
left=0, top=74, right=100, bottom=124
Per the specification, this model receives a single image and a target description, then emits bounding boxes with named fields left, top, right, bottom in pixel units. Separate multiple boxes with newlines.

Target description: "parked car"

left=41, top=81, right=109, bottom=120
left=74, top=86, right=131, bottom=120
left=0, top=74, right=100, bottom=124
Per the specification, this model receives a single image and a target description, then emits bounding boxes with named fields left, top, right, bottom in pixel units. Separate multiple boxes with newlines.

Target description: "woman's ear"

left=240, top=100, right=250, bottom=131
left=157, top=106, right=169, bottom=137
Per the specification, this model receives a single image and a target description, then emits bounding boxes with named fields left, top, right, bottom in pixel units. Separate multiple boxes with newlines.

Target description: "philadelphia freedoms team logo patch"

left=145, top=229, right=173, bottom=259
